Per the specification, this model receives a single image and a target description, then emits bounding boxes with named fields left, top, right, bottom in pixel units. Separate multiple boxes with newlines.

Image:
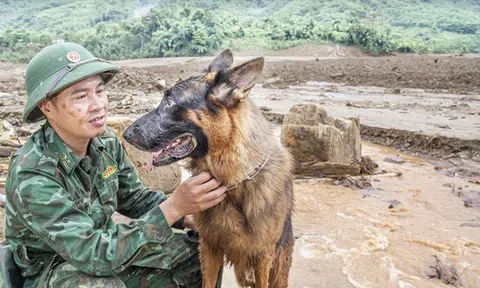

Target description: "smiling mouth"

left=89, top=115, right=105, bottom=124
left=151, top=133, right=197, bottom=166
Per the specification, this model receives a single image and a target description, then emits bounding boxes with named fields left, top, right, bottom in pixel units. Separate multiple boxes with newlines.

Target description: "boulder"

left=0, top=120, right=20, bottom=158
left=281, top=103, right=362, bottom=176
left=107, top=116, right=181, bottom=193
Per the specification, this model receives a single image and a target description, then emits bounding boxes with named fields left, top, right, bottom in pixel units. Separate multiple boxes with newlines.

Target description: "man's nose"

left=90, top=93, right=107, bottom=110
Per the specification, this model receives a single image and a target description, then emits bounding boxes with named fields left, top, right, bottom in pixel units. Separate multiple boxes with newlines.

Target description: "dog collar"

left=226, top=151, right=271, bottom=191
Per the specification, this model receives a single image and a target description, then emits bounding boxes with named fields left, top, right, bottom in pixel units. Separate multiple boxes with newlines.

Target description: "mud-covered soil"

left=1, top=44, right=480, bottom=241
left=1, top=45, right=480, bottom=287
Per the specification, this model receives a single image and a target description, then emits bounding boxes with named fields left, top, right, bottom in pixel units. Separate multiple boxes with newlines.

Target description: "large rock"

left=281, top=103, right=362, bottom=176
left=0, top=120, right=20, bottom=158
left=107, top=116, right=181, bottom=193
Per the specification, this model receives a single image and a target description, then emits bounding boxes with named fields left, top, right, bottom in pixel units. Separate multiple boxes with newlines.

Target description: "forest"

left=1, top=0, right=479, bottom=62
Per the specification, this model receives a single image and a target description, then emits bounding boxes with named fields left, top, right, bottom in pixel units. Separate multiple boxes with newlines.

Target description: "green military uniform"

left=5, top=122, right=203, bottom=287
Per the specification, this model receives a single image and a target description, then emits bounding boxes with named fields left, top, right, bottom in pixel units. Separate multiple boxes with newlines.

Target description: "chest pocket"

left=94, top=152, right=120, bottom=216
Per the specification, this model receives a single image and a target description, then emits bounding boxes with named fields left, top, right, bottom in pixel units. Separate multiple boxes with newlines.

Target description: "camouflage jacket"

left=5, top=122, right=177, bottom=280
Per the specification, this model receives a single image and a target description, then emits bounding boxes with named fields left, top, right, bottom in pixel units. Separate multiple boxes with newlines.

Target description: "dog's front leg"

left=200, top=243, right=223, bottom=288
left=254, top=253, right=274, bottom=288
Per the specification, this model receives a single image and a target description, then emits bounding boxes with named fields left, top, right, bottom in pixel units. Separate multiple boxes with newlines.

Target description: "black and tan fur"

left=124, top=50, right=294, bottom=288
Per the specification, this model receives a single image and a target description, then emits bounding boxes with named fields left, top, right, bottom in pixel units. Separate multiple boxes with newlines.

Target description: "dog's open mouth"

left=151, top=133, right=197, bottom=166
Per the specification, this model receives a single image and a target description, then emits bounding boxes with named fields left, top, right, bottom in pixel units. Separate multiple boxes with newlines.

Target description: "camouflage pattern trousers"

left=23, top=232, right=222, bottom=288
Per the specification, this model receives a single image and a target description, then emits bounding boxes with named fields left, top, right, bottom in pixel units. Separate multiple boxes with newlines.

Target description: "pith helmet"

left=23, top=42, right=119, bottom=123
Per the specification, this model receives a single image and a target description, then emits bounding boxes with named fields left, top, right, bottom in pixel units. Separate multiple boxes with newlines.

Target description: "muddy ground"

left=0, top=45, right=479, bottom=287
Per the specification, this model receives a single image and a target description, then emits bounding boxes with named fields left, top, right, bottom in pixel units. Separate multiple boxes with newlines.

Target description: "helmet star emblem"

left=66, top=51, right=81, bottom=63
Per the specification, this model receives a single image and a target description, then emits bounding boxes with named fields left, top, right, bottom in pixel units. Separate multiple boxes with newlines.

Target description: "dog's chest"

left=198, top=195, right=259, bottom=250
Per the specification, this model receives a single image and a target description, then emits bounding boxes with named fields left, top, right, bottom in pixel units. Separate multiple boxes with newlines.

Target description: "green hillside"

left=1, top=0, right=479, bottom=62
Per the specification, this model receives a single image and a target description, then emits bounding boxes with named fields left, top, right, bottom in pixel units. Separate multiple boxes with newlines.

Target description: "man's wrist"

left=159, top=199, right=183, bottom=227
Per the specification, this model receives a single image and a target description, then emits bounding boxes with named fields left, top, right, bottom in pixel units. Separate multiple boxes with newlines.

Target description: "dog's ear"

left=210, top=57, right=264, bottom=108
left=208, top=49, right=234, bottom=73
left=226, top=57, right=264, bottom=103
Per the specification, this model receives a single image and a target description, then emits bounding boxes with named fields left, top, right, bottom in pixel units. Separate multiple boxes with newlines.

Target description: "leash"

left=226, top=151, right=271, bottom=191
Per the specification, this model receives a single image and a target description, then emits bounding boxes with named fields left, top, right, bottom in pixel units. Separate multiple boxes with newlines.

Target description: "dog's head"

left=123, top=50, right=264, bottom=166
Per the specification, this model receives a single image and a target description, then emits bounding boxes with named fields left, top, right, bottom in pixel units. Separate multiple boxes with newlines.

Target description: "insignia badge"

left=66, top=51, right=81, bottom=63
left=102, top=164, right=117, bottom=179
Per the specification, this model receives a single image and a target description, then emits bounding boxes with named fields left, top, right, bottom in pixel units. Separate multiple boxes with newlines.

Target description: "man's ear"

left=38, top=99, right=54, bottom=119
left=208, top=49, right=234, bottom=73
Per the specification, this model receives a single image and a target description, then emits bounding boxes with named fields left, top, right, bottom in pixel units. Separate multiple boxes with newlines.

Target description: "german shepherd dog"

left=123, top=50, right=294, bottom=288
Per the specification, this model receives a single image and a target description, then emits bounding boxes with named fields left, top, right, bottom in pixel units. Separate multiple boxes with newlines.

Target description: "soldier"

left=3, top=42, right=227, bottom=287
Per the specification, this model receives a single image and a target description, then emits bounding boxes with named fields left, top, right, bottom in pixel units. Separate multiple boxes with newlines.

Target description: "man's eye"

left=97, top=89, right=104, bottom=94
left=76, top=94, right=86, bottom=100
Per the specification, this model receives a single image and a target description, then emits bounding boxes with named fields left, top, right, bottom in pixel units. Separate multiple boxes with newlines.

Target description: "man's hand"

left=160, top=172, right=227, bottom=226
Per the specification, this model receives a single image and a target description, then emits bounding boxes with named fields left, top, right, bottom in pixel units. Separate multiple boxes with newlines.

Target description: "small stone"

left=154, top=79, right=167, bottom=91
left=16, top=127, right=32, bottom=137
left=446, top=168, right=456, bottom=177
left=388, top=199, right=401, bottom=209
left=330, top=72, right=346, bottom=79
left=383, top=155, right=406, bottom=164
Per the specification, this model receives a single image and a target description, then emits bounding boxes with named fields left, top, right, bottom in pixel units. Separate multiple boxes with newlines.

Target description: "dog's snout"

left=123, top=125, right=139, bottom=142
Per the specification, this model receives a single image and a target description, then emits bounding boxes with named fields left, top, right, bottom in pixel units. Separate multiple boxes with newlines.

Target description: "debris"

left=333, top=176, right=372, bottom=189
left=266, top=96, right=280, bottom=101
left=446, top=168, right=456, bottom=177
left=463, top=197, right=480, bottom=208
left=262, top=76, right=282, bottom=88
left=359, top=156, right=378, bottom=175
left=153, top=79, right=166, bottom=91
left=428, top=255, right=461, bottom=286
left=0, top=138, right=21, bottom=148
left=433, top=124, right=451, bottom=129
left=16, top=127, right=32, bottom=137
left=345, top=102, right=366, bottom=108
left=385, top=88, right=401, bottom=94
left=383, top=155, right=406, bottom=164
left=468, top=179, right=480, bottom=185
left=388, top=200, right=401, bottom=209
left=262, top=111, right=284, bottom=125
left=330, top=72, right=345, bottom=79
left=460, top=222, right=480, bottom=227
left=259, top=106, right=272, bottom=112
left=0, top=146, right=17, bottom=157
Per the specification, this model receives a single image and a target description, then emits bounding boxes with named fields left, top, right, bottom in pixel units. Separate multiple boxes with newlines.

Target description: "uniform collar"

left=43, top=121, right=105, bottom=175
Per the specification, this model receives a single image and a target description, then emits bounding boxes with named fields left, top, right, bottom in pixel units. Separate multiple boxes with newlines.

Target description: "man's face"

left=39, top=75, right=108, bottom=140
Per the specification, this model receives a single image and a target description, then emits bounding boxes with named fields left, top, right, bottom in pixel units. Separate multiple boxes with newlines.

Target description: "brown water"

left=221, top=143, right=480, bottom=288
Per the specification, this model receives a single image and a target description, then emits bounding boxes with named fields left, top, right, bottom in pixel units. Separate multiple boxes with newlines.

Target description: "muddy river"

left=220, top=141, right=480, bottom=288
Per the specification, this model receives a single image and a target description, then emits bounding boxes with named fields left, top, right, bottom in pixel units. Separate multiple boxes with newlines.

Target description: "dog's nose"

left=123, top=125, right=138, bottom=142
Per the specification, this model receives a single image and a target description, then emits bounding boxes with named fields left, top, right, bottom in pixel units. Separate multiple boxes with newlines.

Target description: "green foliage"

left=1, top=0, right=480, bottom=62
